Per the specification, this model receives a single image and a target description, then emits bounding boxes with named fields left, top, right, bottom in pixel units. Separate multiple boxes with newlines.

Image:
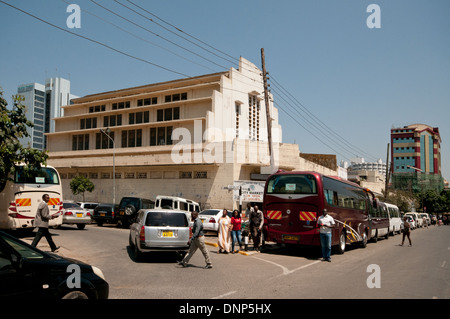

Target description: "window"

left=179, top=171, right=192, bottom=179
left=164, top=92, right=187, bottom=103
left=248, top=95, right=260, bottom=141
left=72, top=134, right=90, bottom=151
left=157, top=107, right=180, bottom=122
left=95, top=132, right=114, bottom=149
left=137, top=97, right=158, bottom=106
left=122, top=129, right=142, bottom=148
left=194, top=171, right=207, bottom=179
left=80, top=117, right=97, bottom=130
left=104, top=114, right=122, bottom=127
left=267, top=174, right=317, bottom=194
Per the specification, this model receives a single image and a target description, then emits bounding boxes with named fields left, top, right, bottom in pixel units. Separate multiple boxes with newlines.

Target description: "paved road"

left=22, top=223, right=450, bottom=299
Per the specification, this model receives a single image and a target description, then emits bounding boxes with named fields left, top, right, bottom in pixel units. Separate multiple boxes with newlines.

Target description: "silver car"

left=62, top=202, right=91, bottom=230
left=129, top=209, right=191, bottom=261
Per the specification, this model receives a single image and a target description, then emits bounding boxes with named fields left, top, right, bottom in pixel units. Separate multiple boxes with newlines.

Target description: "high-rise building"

left=17, top=77, right=78, bottom=150
left=390, top=124, right=443, bottom=193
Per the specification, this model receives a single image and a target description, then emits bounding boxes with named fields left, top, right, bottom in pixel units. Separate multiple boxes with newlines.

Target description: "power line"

left=0, top=0, right=190, bottom=78
left=269, top=75, right=379, bottom=162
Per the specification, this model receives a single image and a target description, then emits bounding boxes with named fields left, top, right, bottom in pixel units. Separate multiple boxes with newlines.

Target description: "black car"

left=0, top=231, right=109, bottom=299
left=92, top=203, right=119, bottom=226
left=117, top=197, right=155, bottom=228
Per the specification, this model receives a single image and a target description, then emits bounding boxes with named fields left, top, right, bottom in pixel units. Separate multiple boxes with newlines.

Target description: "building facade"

left=46, top=58, right=337, bottom=208
left=390, top=124, right=443, bottom=193
left=17, top=77, right=77, bottom=150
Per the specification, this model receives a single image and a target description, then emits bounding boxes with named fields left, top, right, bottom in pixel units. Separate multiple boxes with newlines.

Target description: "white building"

left=17, top=77, right=78, bottom=150
left=46, top=57, right=337, bottom=208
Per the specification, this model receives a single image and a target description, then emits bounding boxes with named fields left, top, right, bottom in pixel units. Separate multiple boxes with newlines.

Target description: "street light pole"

left=100, top=128, right=115, bottom=205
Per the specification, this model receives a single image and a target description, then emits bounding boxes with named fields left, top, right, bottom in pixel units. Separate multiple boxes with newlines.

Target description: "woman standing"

left=218, top=209, right=231, bottom=253
left=231, top=210, right=243, bottom=253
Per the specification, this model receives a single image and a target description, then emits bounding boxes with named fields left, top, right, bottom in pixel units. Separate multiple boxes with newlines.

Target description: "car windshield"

left=63, top=203, right=82, bottom=209
left=145, top=212, right=188, bottom=227
left=3, top=237, right=44, bottom=259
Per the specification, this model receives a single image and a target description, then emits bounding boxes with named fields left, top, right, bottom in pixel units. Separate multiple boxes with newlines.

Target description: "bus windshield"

left=14, top=166, right=60, bottom=185
left=266, top=174, right=317, bottom=194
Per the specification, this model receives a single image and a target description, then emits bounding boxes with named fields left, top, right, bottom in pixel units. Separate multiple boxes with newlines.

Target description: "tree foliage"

left=69, top=175, right=95, bottom=201
left=0, top=89, right=48, bottom=190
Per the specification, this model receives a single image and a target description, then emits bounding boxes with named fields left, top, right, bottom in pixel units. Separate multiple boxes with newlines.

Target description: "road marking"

left=212, top=291, right=236, bottom=299
left=441, top=261, right=447, bottom=268
left=252, top=256, right=321, bottom=277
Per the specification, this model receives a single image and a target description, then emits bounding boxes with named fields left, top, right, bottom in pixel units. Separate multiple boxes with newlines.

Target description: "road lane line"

left=252, top=256, right=321, bottom=276
left=441, top=261, right=447, bottom=268
left=212, top=291, right=237, bottom=299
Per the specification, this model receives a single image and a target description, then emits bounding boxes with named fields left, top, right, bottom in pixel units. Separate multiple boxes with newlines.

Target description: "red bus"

left=263, top=171, right=377, bottom=254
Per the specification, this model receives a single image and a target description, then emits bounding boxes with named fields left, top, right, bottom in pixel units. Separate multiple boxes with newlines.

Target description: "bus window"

left=266, top=174, right=317, bottom=194
left=14, top=166, right=59, bottom=185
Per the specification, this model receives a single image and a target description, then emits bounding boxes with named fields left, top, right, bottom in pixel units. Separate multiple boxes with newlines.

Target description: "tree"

left=0, top=89, right=48, bottom=191
left=69, top=175, right=95, bottom=202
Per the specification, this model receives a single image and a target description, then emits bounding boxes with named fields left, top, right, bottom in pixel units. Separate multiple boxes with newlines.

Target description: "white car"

left=405, top=212, right=421, bottom=229
left=198, top=209, right=232, bottom=232
left=62, top=202, right=91, bottom=230
left=402, top=216, right=416, bottom=230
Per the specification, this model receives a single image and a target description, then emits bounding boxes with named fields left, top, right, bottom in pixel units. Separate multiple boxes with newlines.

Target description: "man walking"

left=249, top=205, right=264, bottom=252
left=178, top=211, right=212, bottom=269
left=31, top=194, right=60, bottom=252
left=318, top=209, right=335, bottom=262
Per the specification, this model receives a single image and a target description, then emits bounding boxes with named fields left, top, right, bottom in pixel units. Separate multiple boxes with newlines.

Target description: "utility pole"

left=384, top=143, right=390, bottom=200
left=261, top=48, right=273, bottom=168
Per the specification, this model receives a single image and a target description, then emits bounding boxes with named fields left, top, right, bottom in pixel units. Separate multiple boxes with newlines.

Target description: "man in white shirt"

left=318, top=209, right=335, bottom=262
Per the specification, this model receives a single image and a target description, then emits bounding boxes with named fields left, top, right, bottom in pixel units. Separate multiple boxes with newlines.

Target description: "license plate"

left=162, top=230, right=174, bottom=237
left=120, top=211, right=124, bottom=215
left=100, top=213, right=106, bottom=217
left=76, top=213, right=83, bottom=218
left=283, top=235, right=299, bottom=241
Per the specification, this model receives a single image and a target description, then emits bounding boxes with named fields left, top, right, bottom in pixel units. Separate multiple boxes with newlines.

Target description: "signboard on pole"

left=233, top=180, right=265, bottom=202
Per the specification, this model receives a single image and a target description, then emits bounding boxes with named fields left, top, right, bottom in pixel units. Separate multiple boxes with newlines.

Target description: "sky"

left=1, top=0, right=449, bottom=181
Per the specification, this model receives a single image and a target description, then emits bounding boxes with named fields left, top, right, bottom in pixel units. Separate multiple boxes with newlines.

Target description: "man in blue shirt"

left=178, top=211, right=212, bottom=269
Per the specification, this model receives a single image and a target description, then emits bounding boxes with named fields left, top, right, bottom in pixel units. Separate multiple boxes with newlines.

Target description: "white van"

left=154, top=195, right=200, bottom=222
left=385, top=203, right=402, bottom=235
left=405, top=212, right=421, bottom=229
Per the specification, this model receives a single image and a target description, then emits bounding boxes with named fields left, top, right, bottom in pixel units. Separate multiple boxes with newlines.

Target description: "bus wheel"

left=359, top=231, right=368, bottom=248
left=336, top=231, right=346, bottom=254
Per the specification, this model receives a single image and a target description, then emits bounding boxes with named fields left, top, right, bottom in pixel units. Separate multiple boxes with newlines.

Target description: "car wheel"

left=62, top=291, right=89, bottom=299
left=77, top=224, right=86, bottom=230
left=97, top=221, right=103, bottom=227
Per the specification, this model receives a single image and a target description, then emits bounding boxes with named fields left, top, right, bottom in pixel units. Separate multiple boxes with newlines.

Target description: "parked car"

left=405, top=212, right=421, bottom=229
left=117, top=197, right=155, bottom=228
left=92, top=203, right=118, bottom=226
left=76, top=202, right=99, bottom=214
left=198, top=209, right=232, bottom=233
left=0, top=231, right=108, bottom=299
left=419, top=213, right=431, bottom=226
left=129, top=209, right=191, bottom=261
left=402, top=215, right=416, bottom=230
left=62, top=202, right=92, bottom=230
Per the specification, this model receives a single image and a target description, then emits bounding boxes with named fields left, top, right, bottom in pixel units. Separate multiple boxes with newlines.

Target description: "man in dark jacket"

left=249, top=205, right=264, bottom=252
left=178, top=211, right=212, bottom=269
left=31, top=194, right=60, bottom=252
